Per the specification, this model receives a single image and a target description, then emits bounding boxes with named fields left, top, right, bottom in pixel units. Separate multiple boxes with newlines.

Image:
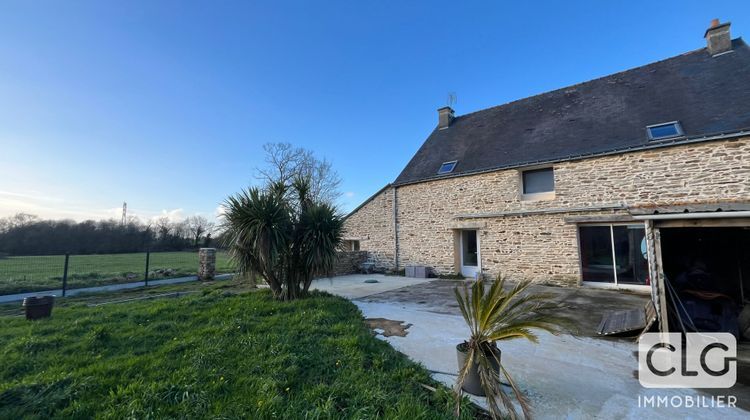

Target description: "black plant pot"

left=22, top=296, right=54, bottom=320
left=456, top=342, right=501, bottom=396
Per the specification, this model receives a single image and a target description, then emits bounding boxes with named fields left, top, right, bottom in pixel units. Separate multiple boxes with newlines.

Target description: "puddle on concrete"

left=364, top=318, right=412, bottom=337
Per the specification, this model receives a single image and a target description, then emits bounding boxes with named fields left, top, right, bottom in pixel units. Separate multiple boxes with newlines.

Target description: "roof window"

left=647, top=122, right=683, bottom=140
left=437, top=160, right=457, bottom=174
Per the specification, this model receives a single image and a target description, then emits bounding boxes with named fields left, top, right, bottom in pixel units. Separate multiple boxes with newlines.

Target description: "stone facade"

left=327, top=251, right=369, bottom=277
left=198, top=248, right=216, bottom=280
left=344, top=137, right=750, bottom=287
left=343, top=187, right=396, bottom=270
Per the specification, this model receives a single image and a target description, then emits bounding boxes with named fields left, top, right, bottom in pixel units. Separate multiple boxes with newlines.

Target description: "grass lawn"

left=0, top=251, right=234, bottom=296
left=0, top=285, right=475, bottom=419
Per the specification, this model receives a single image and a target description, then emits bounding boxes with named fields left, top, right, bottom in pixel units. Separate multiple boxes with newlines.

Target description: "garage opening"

left=659, top=227, right=750, bottom=340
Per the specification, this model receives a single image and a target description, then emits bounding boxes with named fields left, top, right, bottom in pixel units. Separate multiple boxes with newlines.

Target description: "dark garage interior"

left=661, top=227, right=750, bottom=337
left=660, top=225, right=750, bottom=383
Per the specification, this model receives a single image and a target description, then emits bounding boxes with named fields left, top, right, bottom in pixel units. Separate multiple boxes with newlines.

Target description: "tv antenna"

left=447, top=92, right=457, bottom=108
left=121, top=202, right=127, bottom=225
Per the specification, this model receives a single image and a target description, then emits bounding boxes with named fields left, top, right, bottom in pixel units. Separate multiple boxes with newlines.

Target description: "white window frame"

left=579, top=222, right=651, bottom=292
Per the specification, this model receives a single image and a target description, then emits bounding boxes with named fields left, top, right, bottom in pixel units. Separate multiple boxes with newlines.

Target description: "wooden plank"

left=637, top=300, right=659, bottom=341
left=597, top=308, right=646, bottom=335
left=597, top=300, right=659, bottom=336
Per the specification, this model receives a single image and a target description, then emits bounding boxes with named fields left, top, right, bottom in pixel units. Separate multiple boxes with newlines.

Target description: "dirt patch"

left=365, top=318, right=412, bottom=337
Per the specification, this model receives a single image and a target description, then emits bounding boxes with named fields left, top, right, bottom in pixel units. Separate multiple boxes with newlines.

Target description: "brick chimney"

left=437, top=106, right=454, bottom=129
left=704, top=19, right=732, bottom=56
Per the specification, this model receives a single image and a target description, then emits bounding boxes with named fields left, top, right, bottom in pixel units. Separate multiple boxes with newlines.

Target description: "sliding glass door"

left=579, top=223, right=649, bottom=287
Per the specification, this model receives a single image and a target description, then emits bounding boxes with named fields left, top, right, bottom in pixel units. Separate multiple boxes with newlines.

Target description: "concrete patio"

left=315, top=274, right=750, bottom=419
left=310, top=273, right=432, bottom=299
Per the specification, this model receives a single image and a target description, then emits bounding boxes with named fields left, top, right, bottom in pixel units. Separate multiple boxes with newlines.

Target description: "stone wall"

left=343, top=187, right=396, bottom=270
left=345, top=137, right=750, bottom=286
left=198, top=248, right=216, bottom=280
left=328, top=251, right=369, bottom=276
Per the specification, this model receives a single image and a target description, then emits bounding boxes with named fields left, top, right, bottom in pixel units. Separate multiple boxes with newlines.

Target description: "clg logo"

left=638, top=333, right=737, bottom=388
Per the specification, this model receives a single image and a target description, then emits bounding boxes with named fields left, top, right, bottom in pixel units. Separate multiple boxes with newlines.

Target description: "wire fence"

left=0, top=251, right=234, bottom=297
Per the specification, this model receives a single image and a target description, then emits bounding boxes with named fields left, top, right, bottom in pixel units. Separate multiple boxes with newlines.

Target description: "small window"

left=522, top=167, right=554, bottom=195
left=647, top=122, right=683, bottom=140
left=437, top=160, right=457, bottom=174
left=343, top=240, right=360, bottom=251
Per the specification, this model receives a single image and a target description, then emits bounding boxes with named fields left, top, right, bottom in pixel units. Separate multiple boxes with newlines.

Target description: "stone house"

left=344, top=20, right=750, bottom=333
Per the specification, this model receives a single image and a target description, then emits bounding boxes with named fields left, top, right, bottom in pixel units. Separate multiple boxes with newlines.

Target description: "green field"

left=0, top=288, right=471, bottom=418
left=0, top=251, right=234, bottom=296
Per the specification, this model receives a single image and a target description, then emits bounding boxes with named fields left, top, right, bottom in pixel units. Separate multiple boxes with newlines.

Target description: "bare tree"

left=153, top=216, right=173, bottom=240
left=174, top=220, right=191, bottom=241
left=0, top=213, right=40, bottom=233
left=185, top=215, right=214, bottom=246
left=10, top=213, right=40, bottom=229
left=256, top=143, right=342, bottom=204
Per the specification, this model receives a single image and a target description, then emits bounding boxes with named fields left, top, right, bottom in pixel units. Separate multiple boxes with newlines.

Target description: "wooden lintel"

left=564, top=214, right=636, bottom=224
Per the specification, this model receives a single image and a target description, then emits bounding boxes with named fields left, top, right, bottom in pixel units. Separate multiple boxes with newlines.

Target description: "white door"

left=460, top=230, right=480, bottom=278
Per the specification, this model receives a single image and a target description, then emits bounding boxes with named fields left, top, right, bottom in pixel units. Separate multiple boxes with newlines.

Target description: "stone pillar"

left=198, top=248, right=216, bottom=281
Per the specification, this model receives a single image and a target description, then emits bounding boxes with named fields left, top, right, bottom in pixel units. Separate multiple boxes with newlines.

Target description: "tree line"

left=0, top=142, right=341, bottom=257
left=0, top=213, right=218, bottom=256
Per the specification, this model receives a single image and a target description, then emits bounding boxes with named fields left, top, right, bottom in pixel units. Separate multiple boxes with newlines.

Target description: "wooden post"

left=654, top=228, right=669, bottom=335
left=645, top=220, right=669, bottom=334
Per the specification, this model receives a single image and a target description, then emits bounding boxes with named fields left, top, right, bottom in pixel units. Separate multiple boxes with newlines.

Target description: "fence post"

left=144, top=251, right=150, bottom=287
left=62, top=253, right=69, bottom=297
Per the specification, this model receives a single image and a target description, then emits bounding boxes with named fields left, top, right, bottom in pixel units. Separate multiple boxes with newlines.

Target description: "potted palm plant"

left=454, top=275, right=570, bottom=419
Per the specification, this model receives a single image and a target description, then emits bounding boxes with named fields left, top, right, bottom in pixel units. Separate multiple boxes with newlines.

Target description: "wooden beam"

left=645, top=220, right=669, bottom=334
left=564, top=214, right=636, bottom=224
left=654, top=227, right=669, bottom=334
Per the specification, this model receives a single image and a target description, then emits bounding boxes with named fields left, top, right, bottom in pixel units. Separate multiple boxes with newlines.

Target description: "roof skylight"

left=437, top=160, right=457, bottom=175
left=647, top=122, right=684, bottom=140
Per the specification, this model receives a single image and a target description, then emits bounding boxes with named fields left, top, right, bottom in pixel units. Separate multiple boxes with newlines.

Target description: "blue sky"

left=0, top=1, right=747, bottom=222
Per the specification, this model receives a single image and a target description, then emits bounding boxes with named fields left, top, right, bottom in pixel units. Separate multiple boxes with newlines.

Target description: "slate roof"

left=394, top=38, right=750, bottom=186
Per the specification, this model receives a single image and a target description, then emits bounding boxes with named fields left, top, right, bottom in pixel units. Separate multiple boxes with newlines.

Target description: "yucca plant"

left=221, top=176, right=343, bottom=300
left=454, top=275, right=570, bottom=419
